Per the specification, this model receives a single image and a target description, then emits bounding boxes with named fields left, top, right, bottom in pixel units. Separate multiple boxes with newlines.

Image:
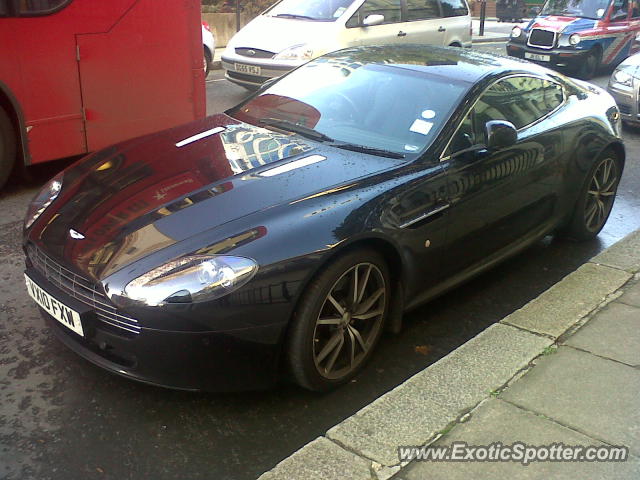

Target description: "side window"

left=447, top=76, right=563, bottom=155
left=610, top=0, right=629, bottom=20
left=439, top=0, right=469, bottom=16
left=346, top=0, right=402, bottom=27
left=405, top=0, right=442, bottom=20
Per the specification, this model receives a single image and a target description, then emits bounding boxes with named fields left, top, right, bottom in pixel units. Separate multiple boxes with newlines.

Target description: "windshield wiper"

left=258, top=118, right=405, bottom=159
left=274, top=13, right=318, bottom=20
left=330, top=142, right=406, bottom=159
left=258, top=118, right=334, bottom=142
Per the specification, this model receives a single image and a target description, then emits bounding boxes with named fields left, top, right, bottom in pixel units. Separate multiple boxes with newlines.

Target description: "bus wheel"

left=0, top=108, right=17, bottom=190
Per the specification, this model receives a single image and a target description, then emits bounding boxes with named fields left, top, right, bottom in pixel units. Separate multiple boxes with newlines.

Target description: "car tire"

left=561, top=150, right=622, bottom=241
left=576, top=48, right=601, bottom=80
left=204, top=47, right=212, bottom=78
left=286, top=249, right=390, bottom=391
left=0, top=108, right=16, bottom=190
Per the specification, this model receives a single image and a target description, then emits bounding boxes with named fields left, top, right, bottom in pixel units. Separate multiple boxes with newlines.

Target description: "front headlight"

left=612, top=68, right=634, bottom=87
left=123, top=255, right=258, bottom=306
left=511, top=26, right=522, bottom=38
left=24, top=172, right=63, bottom=229
left=273, top=44, right=314, bottom=61
left=569, top=33, right=581, bottom=45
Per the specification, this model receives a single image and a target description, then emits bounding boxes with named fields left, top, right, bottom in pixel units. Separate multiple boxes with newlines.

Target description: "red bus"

left=0, top=0, right=206, bottom=189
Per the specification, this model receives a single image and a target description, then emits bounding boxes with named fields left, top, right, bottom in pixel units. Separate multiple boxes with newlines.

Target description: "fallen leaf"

left=414, top=345, right=431, bottom=356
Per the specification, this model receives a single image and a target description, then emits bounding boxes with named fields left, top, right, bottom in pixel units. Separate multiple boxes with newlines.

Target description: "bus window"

left=0, top=0, right=73, bottom=16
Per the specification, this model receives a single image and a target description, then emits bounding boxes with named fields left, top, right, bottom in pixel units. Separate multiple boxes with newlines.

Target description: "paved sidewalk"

left=258, top=229, right=640, bottom=479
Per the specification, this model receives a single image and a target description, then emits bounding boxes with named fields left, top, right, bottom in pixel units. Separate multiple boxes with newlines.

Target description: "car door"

left=401, top=0, right=447, bottom=45
left=343, top=0, right=406, bottom=46
left=440, top=75, right=565, bottom=276
left=437, top=0, right=471, bottom=46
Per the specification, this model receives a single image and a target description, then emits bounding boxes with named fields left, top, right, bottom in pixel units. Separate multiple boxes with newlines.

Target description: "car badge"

left=69, top=229, right=85, bottom=240
left=247, top=49, right=256, bottom=56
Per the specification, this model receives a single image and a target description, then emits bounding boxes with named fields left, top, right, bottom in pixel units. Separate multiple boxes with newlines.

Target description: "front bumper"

left=221, top=53, right=301, bottom=88
left=27, top=267, right=286, bottom=392
left=506, top=42, right=589, bottom=70
left=607, top=83, right=640, bottom=124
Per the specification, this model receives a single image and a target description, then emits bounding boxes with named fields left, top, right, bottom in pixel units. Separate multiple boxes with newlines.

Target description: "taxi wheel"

left=577, top=49, right=601, bottom=80
left=0, top=108, right=16, bottom=190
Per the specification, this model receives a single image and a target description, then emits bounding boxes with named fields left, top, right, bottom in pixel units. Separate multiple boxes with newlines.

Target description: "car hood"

left=527, top=16, right=598, bottom=34
left=29, top=114, right=396, bottom=280
left=227, top=15, right=337, bottom=55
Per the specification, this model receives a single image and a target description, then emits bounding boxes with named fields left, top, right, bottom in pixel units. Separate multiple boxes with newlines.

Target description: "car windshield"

left=540, top=0, right=611, bottom=19
left=229, top=57, right=468, bottom=156
left=266, top=0, right=356, bottom=21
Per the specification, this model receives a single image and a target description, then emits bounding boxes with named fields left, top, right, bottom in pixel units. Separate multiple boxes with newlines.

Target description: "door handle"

left=438, top=26, right=446, bottom=32
left=397, top=31, right=407, bottom=37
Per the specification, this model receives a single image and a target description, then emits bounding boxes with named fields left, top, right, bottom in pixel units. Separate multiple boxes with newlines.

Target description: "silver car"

left=222, top=0, right=472, bottom=89
left=608, top=53, right=640, bottom=124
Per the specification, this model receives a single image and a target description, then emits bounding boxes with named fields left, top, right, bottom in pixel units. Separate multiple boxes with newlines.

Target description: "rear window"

left=440, top=0, right=469, bottom=16
left=405, top=0, right=442, bottom=20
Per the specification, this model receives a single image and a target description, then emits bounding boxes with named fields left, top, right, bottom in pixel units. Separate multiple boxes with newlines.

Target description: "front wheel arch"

left=276, top=236, right=407, bottom=377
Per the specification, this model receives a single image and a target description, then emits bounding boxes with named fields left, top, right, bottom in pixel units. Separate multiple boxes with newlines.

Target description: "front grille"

left=618, top=103, right=632, bottom=115
left=235, top=48, right=275, bottom=59
left=528, top=29, right=556, bottom=48
left=27, top=244, right=141, bottom=335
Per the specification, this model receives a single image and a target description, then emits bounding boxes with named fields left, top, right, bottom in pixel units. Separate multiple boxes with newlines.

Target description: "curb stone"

left=257, top=231, right=640, bottom=480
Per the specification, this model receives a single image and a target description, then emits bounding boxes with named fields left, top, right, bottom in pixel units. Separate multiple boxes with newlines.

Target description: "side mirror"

left=485, top=120, right=517, bottom=150
left=363, top=14, right=385, bottom=26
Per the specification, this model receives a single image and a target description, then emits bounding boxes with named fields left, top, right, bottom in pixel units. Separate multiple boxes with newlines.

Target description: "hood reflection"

left=35, top=115, right=315, bottom=280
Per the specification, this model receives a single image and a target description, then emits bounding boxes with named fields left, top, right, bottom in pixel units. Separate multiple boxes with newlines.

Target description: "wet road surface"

left=1, top=54, right=639, bottom=480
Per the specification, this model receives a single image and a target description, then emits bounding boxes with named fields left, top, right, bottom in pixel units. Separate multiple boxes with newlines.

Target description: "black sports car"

left=23, top=46, right=624, bottom=392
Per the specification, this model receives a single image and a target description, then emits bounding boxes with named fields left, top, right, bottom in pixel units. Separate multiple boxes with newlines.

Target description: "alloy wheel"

left=584, top=157, right=619, bottom=233
left=312, top=262, right=386, bottom=380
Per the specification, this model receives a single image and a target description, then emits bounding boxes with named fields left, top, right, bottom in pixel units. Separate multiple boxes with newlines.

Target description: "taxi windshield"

left=540, top=0, right=612, bottom=19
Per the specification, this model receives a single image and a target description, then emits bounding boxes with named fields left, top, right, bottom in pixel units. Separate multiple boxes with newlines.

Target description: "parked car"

left=23, top=46, right=624, bottom=392
left=221, top=0, right=472, bottom=89
left=608, top=52, right=640, bottom=123
left=202, top=21, right=215, bottom=77
left=506, top=0, right=640, bottom=79
left=496, top=0, right=527, bottom=22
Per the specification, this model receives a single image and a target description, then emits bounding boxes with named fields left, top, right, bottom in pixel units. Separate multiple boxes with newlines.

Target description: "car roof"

left=323, top=45, right=549, bottom=85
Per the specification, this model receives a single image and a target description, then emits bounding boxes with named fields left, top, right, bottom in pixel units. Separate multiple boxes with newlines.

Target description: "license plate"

left=235, top=63, right=261, bottom=75
left=25, top=274, right=84, bottom=337
left=525, top=52, right=551, bottom=62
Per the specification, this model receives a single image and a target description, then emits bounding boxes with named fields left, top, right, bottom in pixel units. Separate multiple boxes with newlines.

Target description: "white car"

left=202, top=21, right=216, bottom=77
left=222, top=0, right=472, bottom=89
